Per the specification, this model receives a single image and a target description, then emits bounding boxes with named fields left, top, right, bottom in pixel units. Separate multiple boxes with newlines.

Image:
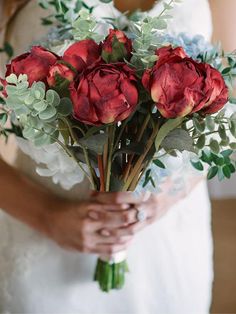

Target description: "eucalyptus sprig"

left=129, top=0, right=182, bottom=68
left=187, top=111, right=236, bottom=180
left=5, top=74, right=72, bottom=146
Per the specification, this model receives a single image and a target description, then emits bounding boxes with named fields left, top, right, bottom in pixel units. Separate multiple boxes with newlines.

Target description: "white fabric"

left=0, top=0, right=214, bottom=313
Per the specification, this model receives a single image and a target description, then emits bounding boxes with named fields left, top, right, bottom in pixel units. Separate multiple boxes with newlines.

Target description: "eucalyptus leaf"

left=207, top=166, right=218, bottom=180
left=78, top=133, right=108, bottom=154
left=229, top=142, right=236, bottom=149
left=46, top=89, right=60, bottom=107
left=153, top=159, right=166, bottom=169
left=218, top=125, right=227, bottom=140
left=155, top=117, right=184, bottom=151
left=205, top=116, right=215, bottom=131
left=209, top=139, right=220, bottom=154
left=161, top=128, right=194, bottom=152
left=39, top=106, right=57, bottom=120
left=57, top=98, right=73, bottom=116
left=191, top=160, right=204, bottom=171
left=222, top=165, right=231, bottom=179
left=196, top=134, right=205, bottom=149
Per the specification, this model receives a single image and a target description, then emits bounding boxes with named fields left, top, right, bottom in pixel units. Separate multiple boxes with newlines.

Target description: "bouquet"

left=1, top=0, right=236, bottom=292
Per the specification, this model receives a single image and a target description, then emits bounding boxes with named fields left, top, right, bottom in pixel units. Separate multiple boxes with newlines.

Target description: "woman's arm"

left=0, top=158, right=138, bottom=254
left=0, top=157, right=53, bottom=232
left=209, top=0, right=236, bottom=51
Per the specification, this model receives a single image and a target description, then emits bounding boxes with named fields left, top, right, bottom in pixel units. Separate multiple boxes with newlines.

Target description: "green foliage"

left=71, top=9, right=103, bottom=42
left=4, top=74, right=72, bottom=146
left=155, top=117, right=184, bottom=151
left=161, top=128, right=194, bottom=152
left=78, top=133, right=108, bottom=155
left=198, top=149, right=236, bottom=181
left=142, top=168, right=155, bottom=188
left=153, top=159, right=166, bottom=169
left=0, top=42, right=14, bottom=59
left=130, top=0, right=181, bottom=69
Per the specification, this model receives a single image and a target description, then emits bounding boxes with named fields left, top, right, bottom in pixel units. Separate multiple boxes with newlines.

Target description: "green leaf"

left=78, top=133, right=108, bottom=154
left=57, top=98, right=73, bottom=116
left=211, top=153, right=225, bottom=166
left=201, top=150, right=212, bottom=165
left=220, top=137, right=230, bottom=147
left=39, top=106, right=57, bottom=120
left=229, top=142, right=236, bottom=149
left=228, top=163, right=236, bottom=174
left=230, top=121, right=236, bottom=137
left=0, top=113, right=8, bottom=126
left=196, top=134, right=205, bottom=149
left=205, top=116, right=215, bottom=131
left=161, top=128, right=194, bottom=152
left=99, top=0, right=112, bottom=3
left=229, top=97, right=236, bottom=105
left=193, top=118, right=205, bottom=133
left=33, top=100, right=48, bottom=112
left=222, top=67, right=231, bottom=75
left=220, top=149, right=233, bottom=158
left=222, top=165, right=231, bottom=179
left=207, top=166, right=218, bottom=180
left=153, top=159, right=166, bottom=169
left=218, top=125, right=227, bottom=140
left=209, top=139, right=220, bottom=154
left=155, top=117, right=184, bottom=151
left=191, top=160, right=204, bottom=171
left=6, top=74, right=18, bottom=85
left=46, top=90, right=60, bottom=107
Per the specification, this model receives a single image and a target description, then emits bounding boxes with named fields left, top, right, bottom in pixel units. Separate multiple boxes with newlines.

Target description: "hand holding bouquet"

left=1, top=0, right=236, bottom=292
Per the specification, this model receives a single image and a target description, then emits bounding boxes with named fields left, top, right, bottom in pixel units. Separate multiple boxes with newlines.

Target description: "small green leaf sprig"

left=71, top=9, right=104, bottom=42
left=5, top=74, right=72, bottom=147
left=187, top=111, right=236, bottom=180
left=129, top=0, right=182, bottom=69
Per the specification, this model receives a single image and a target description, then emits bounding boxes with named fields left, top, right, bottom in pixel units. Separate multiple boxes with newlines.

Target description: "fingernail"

left=100, top=229, right=111, bottom=237
left=121, top=204, right=130, bottom=210
left=88, top=211, right=100, bottom=220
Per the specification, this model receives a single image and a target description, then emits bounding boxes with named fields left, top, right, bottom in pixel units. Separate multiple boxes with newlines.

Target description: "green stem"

left=114, top=121, right=127, bottom=151
left=60, top=117, right=97, bottom=189
left=122, top=124, right=160, bottom=191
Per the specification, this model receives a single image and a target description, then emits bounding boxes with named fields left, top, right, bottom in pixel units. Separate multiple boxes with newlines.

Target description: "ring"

left=135, top=207, right=147, bottom=222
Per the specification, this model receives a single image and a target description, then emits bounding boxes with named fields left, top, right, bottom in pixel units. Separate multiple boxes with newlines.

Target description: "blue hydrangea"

left=161, top=32, right=215, bottom=60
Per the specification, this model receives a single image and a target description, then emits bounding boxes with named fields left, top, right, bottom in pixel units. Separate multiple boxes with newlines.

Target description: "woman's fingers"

left=111, top=218, right=152, bottom=237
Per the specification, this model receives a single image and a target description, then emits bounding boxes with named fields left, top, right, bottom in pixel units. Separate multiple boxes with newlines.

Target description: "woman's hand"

left=43, top=196, right=139, bottom=255
left=92, top=175, right=204, bottom=239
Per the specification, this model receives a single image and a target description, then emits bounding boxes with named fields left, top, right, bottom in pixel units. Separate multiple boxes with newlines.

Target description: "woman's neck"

left=114, top=0, right=157, bottom=13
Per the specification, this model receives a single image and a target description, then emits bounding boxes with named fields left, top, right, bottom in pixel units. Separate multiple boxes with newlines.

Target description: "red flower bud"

left=102, top=29, right=133, bottom=62
left=47, top=63, right=75, bottom=87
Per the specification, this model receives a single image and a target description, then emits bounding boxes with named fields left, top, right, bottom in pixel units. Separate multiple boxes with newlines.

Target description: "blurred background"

left=209, top=1, right=236, bottom=312
left=0, top=0, right=236, bottom=312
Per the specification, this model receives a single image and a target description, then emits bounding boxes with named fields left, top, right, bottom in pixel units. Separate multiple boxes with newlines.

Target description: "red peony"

left=70, top=62, right=138, bottom=125
left=47, top=62, right=75, bottom=87
left=102, top=29, right=133, bottom=62
left=5, top=46, right=59, bottom=85
left=63, top=39, right=101, bottom=71
left=142, top=46, right=228, bottom=118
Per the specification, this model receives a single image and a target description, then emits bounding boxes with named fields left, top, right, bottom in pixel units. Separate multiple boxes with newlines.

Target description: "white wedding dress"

left=0, top=0, right=214, bottom=313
